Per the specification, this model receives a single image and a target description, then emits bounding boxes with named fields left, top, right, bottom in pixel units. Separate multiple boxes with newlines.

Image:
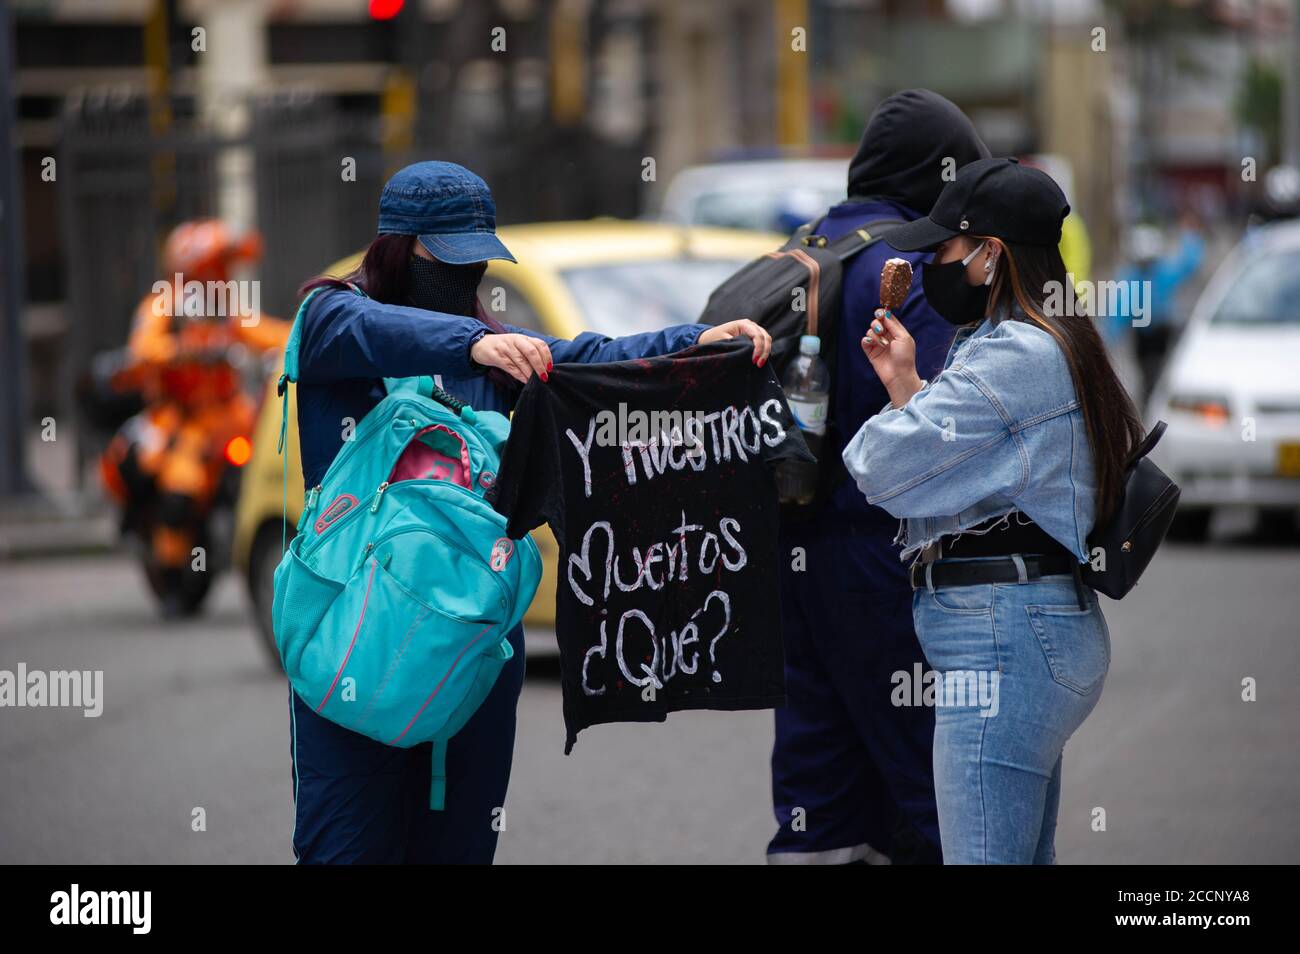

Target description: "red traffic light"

left=369, top=0, right=405, bottom=20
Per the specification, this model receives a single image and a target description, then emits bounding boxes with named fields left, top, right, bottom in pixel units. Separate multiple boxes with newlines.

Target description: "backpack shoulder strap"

left=781, top=218, right=905, bottom=260
left=382, top=376, right=480, bottom=425
left=279, top=283, right=366, bottom=453
left=1130, top=420, right=1167, bottom=464
left=277, top=282, right=367, bottom=553
left=826, top=218, right=906, bottom=262
left=779, top=215, right=828, bottom=252
left=280, top=281, right=367, bottom=396
left=383, top=375, right=436, bottom=399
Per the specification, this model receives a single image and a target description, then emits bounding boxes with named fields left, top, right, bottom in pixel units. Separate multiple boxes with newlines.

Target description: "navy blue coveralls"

left=289, top=288, right=703, bottom=864
left=767, top=198, right=954, bottom=864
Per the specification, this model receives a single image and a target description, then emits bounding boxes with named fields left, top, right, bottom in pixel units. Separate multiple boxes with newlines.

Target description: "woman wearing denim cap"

left=289, top=160, right=770, bottom=864
left=841, top=157, right=1144, bottom=863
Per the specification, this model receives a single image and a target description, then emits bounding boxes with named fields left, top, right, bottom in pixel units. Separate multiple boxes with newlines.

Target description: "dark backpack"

left=698, top=218, right=903, bottom=516
left=1081, top=421, right=1181, bottom=599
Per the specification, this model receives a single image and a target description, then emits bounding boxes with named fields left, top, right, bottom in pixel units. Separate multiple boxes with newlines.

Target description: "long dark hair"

left=985, top=239, right=1144, bottom=522
left=299, top=234, right=517, bottom=393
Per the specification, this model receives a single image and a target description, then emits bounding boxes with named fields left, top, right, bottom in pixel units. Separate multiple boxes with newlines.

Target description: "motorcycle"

left=84, top=334, right=275, bottom=618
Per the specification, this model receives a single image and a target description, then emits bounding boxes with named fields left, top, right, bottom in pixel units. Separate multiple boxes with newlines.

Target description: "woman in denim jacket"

left=842, top=158, right=1144, bottom=863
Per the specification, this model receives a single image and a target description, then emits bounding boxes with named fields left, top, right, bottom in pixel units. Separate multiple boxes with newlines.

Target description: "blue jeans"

left=288, top=622, right=526, bottom=864
left=913, top=573, right=1110, bottom=864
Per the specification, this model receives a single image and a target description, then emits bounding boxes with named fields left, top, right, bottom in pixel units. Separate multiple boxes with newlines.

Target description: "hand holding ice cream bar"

left=865, top=258, right=923, bottom=408
left=879, top=257, right=912, bottom=314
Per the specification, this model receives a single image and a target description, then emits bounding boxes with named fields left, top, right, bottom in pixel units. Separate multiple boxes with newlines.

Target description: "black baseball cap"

left=885, top=156, right=1070, bottom=252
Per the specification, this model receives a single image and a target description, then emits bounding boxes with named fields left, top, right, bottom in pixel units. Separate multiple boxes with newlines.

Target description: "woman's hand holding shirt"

left=471, top=333, right=554, bottom=383
left=467, top=318, right=773, bottom=385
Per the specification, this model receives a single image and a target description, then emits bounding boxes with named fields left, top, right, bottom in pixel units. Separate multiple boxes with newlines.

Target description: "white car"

left=1147, top=219, right=1300, bottom=538
left=657, top=158, right=847, bottom=233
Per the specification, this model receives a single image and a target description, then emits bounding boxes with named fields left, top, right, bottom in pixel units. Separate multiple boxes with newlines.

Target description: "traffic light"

left=368, top=0, right=404, bottom=21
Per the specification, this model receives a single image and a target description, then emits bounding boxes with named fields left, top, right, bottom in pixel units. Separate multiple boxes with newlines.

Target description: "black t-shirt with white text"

left=490, top=338, right=812, bottom=752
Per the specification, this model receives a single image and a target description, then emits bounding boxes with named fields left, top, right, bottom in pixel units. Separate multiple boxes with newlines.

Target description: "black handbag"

left=1081, top=421, right=1181, bottom=599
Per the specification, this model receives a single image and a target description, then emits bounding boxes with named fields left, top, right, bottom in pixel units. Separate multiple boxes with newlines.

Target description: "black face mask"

left=408, top=256, right=485, bottom=317
left=921, top=257, right=990, bottom=327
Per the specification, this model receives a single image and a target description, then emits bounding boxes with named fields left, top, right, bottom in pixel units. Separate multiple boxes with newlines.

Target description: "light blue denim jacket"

left=841, top=302, right=1097, bottom=563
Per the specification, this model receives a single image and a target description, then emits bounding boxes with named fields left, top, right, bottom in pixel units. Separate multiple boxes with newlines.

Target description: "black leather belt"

left=909, top=552, right=1078, bottom=591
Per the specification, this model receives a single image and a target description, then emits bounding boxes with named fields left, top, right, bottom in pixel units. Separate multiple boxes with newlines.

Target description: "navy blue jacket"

left=814, top=198, right=957, bottom=524
left=295, top=289, right=704, bottom=489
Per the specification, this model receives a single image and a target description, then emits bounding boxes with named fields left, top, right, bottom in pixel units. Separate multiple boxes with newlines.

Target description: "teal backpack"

left=271, top=285, right=542, bottom=808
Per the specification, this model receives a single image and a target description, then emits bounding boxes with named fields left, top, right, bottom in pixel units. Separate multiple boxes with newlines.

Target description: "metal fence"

left=56, top=90, right=391, bottom=479
left=58, top=90, right=384, bottom=351
left=55, top=83, right=651, bottom=482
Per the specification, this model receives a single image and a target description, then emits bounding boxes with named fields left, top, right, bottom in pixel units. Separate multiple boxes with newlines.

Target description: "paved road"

left=1, top=541, right=1297, bottom=864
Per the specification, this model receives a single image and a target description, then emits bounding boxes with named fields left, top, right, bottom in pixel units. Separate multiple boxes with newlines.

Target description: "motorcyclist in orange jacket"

left=101, top=220, right=290, bottom=615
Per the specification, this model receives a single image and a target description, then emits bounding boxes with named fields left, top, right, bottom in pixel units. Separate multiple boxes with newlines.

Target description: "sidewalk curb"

left=0, top=507, right=119, bottom=561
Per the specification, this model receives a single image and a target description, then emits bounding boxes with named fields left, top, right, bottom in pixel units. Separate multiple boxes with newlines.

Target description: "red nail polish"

left=547, top=362, right=553, bottom=371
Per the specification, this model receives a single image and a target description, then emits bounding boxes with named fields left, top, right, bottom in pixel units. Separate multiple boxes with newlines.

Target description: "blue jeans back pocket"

left=1025, top=603, right=1110, bottom=695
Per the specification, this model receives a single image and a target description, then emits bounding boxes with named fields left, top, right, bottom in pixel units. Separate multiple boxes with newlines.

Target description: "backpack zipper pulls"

left=303, top=484, right=322, bottom=515
left=370, top=481, right=390, bottom=513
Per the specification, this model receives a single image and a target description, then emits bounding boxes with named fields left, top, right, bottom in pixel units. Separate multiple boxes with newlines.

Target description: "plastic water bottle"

left=778, top=334, right=830, bottom=506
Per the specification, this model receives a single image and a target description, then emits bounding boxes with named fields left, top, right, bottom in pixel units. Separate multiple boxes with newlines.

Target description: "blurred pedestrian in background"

left=1113, top=214, right=1205, bottom=402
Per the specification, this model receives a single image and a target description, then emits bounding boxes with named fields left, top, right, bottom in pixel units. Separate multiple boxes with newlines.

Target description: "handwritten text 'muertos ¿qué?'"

left=569, top=514, right=748, bottom=693
left=567, top=514, right=747, bottom=609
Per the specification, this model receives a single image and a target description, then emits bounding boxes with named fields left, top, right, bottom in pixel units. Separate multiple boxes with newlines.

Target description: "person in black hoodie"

left=767, top=89, right=988, bottom=865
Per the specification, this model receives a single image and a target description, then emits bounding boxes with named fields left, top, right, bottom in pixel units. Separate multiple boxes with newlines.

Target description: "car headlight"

left=1167, top=393, right=1232, bottom=427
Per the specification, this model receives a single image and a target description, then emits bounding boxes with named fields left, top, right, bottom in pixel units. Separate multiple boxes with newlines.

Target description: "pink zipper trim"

left=386, top=623, right=492, bottom=745
left=316, top=559, right=377, bottom=712
left=315, top=493, right=359, bottom=535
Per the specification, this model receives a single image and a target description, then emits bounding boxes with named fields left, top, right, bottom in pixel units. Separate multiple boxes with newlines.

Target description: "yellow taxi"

left=233, top=219, right=781, bottom=659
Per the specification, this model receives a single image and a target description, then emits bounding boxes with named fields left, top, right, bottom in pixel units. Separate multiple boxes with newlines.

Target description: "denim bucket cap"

left=377, top=161, right=516, bottom=264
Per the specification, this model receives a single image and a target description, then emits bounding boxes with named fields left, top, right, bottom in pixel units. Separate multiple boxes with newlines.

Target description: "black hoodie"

left=847, top=89, right=990, bottom=213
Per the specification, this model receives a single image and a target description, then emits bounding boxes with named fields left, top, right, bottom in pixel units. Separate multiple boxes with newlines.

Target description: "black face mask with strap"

left=408, top=256, right=485, bottom=317
left=920, top=252, right=992, bottom=327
